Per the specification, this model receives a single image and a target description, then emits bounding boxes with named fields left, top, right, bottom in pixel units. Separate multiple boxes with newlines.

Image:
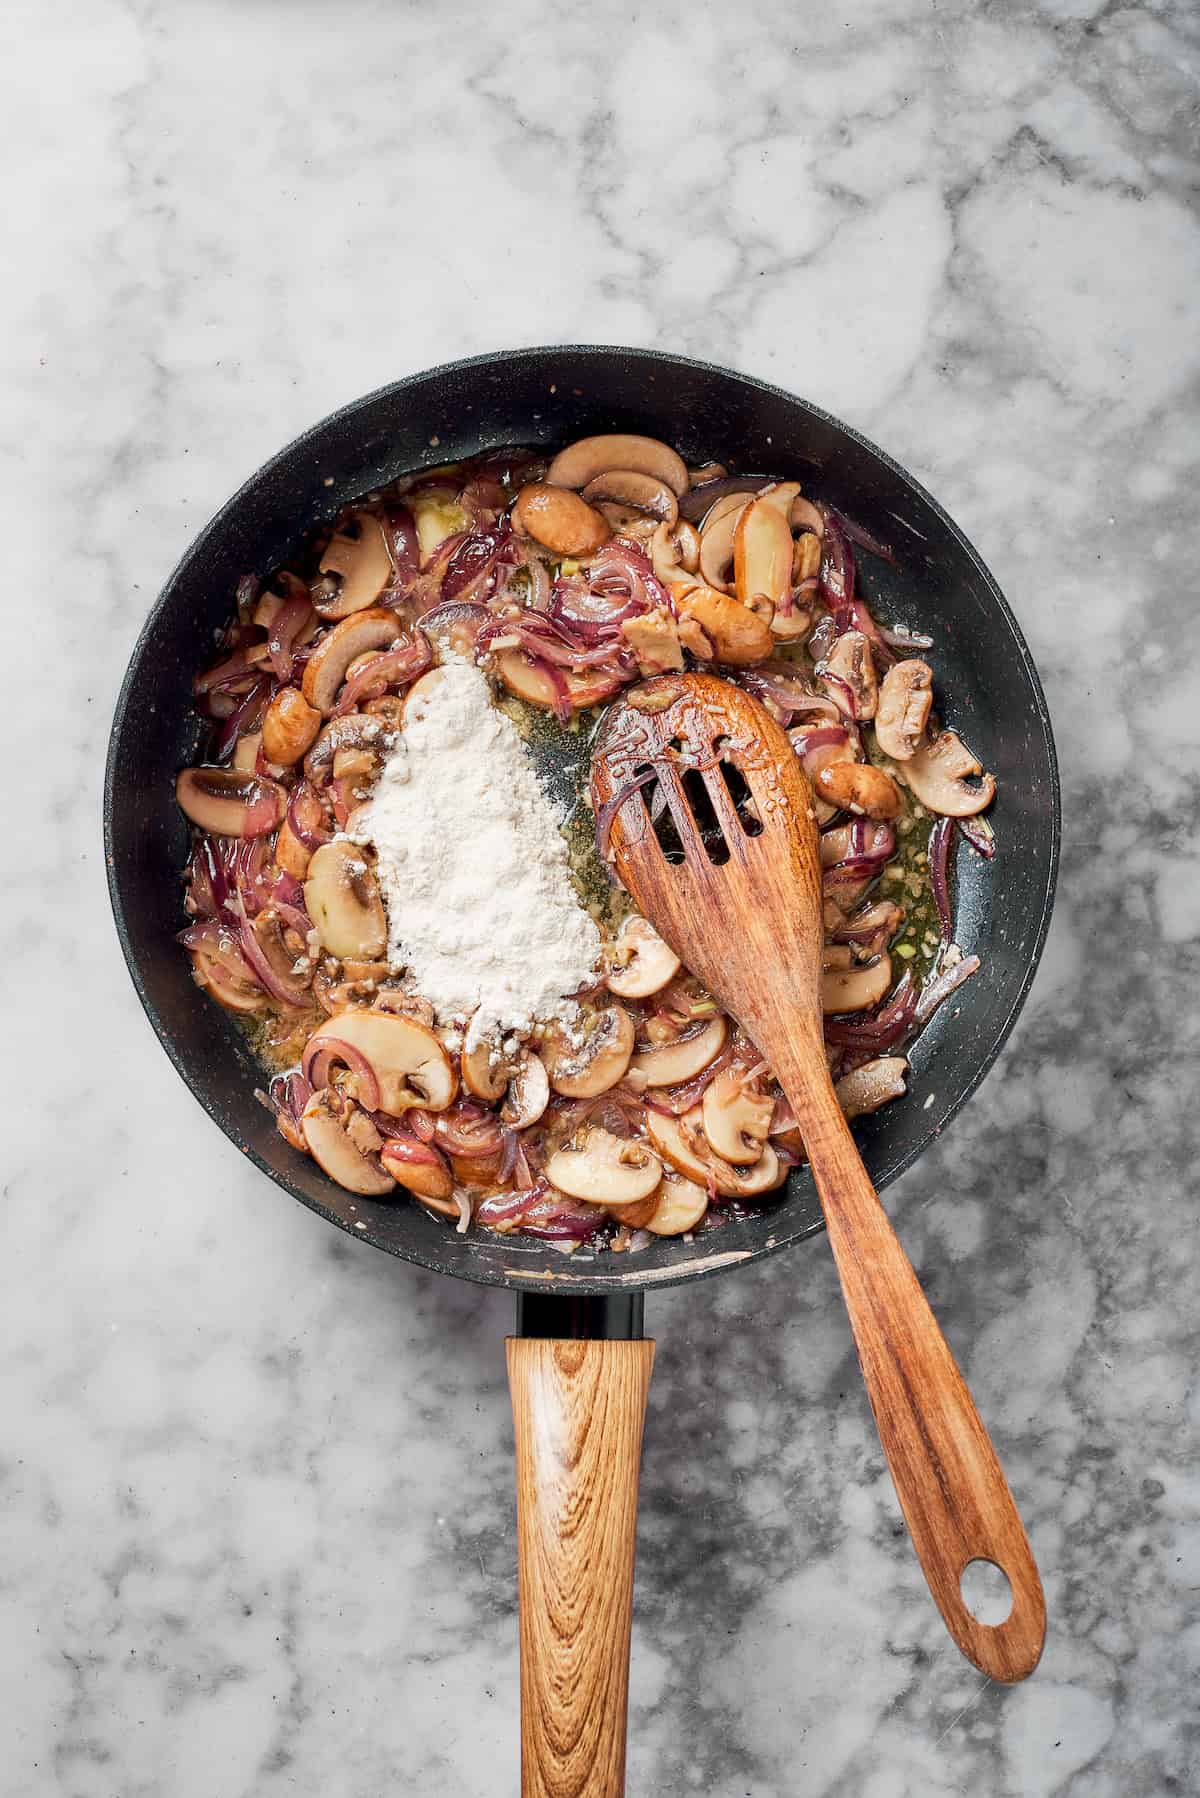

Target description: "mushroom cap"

left=701, top=1068, right=775, bottom=1166
left=513, top=484, right=611, bottom=558
left=734, top=495, right=793, bottom=612
left=303, top=840, right=387, bottom=960
left=821, top=950, right=894, bottom=1015
left=175, top=767, right=285, bottom=838
left=900, top=728, right=996, bottom=817
left=581, top=470, right=679, bottom=538
left=540, top=1005, right=636, bottom=1098
left=301, top=1092, right=396, bottom=1195
left=875, top=659, right=934, bottom=761
left=301, top=609, right=404, bottom=716
left=546, top=434, right=688, bottom=497
left=315, top=513, right=394, bottom=619
left=305, top=1008, right=457, bottom=1115
left=500, top=1053, right=550, bottom=1129
left=605, top=915, right=681, bottom=999
left=630, top=1014, right=728, bottom=1088
left=546, top=1127, right=663, bottom=1208
left=644, top=1172, right=709, bottom=1236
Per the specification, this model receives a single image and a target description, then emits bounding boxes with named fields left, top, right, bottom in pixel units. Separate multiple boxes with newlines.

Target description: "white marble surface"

left=4, top=1, right=1198, bottom=1792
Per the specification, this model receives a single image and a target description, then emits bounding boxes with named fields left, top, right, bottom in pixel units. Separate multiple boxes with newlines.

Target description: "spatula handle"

left=797, top=1086, right=1045, bottom=1681
left=507, top=1336, right=655, bottom=1797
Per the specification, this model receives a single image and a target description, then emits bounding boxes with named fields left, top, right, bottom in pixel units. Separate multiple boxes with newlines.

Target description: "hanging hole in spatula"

left=960, top=1558, right=1014, bottom=1626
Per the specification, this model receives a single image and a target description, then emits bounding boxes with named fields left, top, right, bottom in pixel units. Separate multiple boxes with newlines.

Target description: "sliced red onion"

left=434, top=1102, right=505, bottom=1160
left=235, top=911, right=311, bottom=1008
left=516, top=1194, right=603, bottom=1242
left=301, top=1036, right=381, bottom=1111
left=834, top=510, right=898, bottom=567
left=286, top=782, right=331, bottom=851
left=521, top=552, right=552, bottom=612
left=819, top=671, right=858, bottom=721
left=194, top=644, right=263, bottom=695
left=914, top=953, right=981, bottom=1026
left=823, top=971, right=919, bottom=1050
left=212, top=678, right=271, bottom=762
left=334, top=637, right=432, bottom=715
left=442, top=525, right=512, bottom=603
left=267, top=596, right=314, bottom=682
left=733, top=663, right=840, bottom=726
left=267, top=1069, right=312, bottom=1126
left=960, top=816, right=996, bottom=860
left=677, top=475, right=769, bottom=523
left=818, top=506, right=856, bottom=608
left=382, top=504, right=420, bottom=596
left=807, top=615, right=838, bottom=663
left=641, top=1040, right=735, bottom=1116
left=928, top=816, right=956, bottom=941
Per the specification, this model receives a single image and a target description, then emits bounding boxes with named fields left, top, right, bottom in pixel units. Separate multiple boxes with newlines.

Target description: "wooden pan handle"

left=507, top=1337, right=655, bottom=1798
left=797, top=1084, right=1046, bottom=1682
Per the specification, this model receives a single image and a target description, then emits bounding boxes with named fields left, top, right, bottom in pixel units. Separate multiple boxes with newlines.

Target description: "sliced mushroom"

left=900, top=729, right=996, bottom=817
left=379, top=1136, right=455, bottom=1202
left=500, top=1053, right=550, bottom=1130
left=579, top=470, right=678, bottom=541
left=176, top=767, right=285, bottom=838
left=305, top=1009, right=457, bottom=1114
left=644, top=1106, right=713, bottom=1185
left=303, top=840, right=387, bottom=959
left=275, top=817, right=313, bottom=879
left=649, top=519, right=700, bottom=586
left=461, top=1035, right=508, bottom=1103
left=645, top=1106, right=783, bottom=1197
left=789, top=722, right=858, bottom=825
left=410, top=489, right=469, bottom=564
left=494, top=649, right=618, bottom=713
left=513, top=484, right=611, bottom=558
left=821, top=631, right=878, bottom=721
left=676, top=586, right=773, bottom=664
left=546, top=435, right=688, bottom=497
left=606, top=915, right=681, bottom=999
left=540, top=1006, right=635, bottom=1098
left=247, top=905, right=313, bottom=1005
left=701, top=1068, right=775, bottom=1166
left=758, top=480, right=804, bottom=521
left=697, top=495, right=751, bottom=590
left=304, top=710, right=392, bottom=785
left=734, top=496, right=793, bottom=614
left=190, top=936, right=266, bottom=1014
left=301, top=610, right=403, bottom=716
left=301, top=1090, right=396, bottom=1196
left=620, top=608, right=684, bottom=676
left=262, top=686, right=322, bottom=766
left=546, top=1127, right=663, bottom=1208
left=814, top=761, right=903, bottom=820
left=821, top=949, right=894, bottom=1015
left=836, top=1056, right=909, bottom=1120
left=631, top=1014, right=727, bottom=1088
left=833, top=898, right=904, bottom=959
left=313, top=513, right=394, bottom=619
left=792, top=532, right=822, bottom=583
left=644, top=1172, right=709, bottom=1236
left=875, top=659, right=933, bottom=761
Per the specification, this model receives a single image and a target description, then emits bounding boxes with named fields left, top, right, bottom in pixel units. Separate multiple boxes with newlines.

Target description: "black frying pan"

left=104, top=347, right=1059, bottom=1792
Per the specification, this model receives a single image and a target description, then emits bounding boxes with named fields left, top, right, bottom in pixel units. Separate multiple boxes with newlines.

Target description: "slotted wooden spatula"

left=591, top=671, right=1045, bottom=1682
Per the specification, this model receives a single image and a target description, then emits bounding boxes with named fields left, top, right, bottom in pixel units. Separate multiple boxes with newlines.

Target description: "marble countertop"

left=5, top=0, right=1197, bottom=1791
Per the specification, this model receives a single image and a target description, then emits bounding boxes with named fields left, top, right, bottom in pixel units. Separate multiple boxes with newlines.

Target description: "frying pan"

left=105, top=346, right=1059, bottom=1795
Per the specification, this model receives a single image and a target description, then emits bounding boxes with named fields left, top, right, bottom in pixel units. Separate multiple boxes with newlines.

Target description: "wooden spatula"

left=591, top=671, right=1045, bottom=1682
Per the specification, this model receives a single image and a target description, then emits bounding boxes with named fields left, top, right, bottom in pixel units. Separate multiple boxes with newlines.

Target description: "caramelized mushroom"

left=814, top=761, right=903, bottom=820
left=513, top=484, right=611, bottom=558
left=649, top=519, right=700, bottom=587
left=546, top=434, right=688, bottom=497
left=734, top=495, right=793, bottom=613
left=175, top=768, right=285, bottom=838
left=875, top=659, right=933, bottom=761
left=630, top=1014, right=727, bottom=1087
left=231, top=731, right=264, bottom=775
left=301, top=1090, right=396, bottom=1195
left=262, top=686, right=322, bottom=766
left=546, top=1128, right=663, bottom=1208
left=835, top=1056, right=909, bottom=1120
left=821, top=948, right=894, bottom=1014
left=304, top=711, right=393, bottom=786
left=697, top=495, right=751, bottom=591
left=313, top=513, right=394, bottom=619
left=305, top=1009, right=457, bottom=1114
left=500, top=1053, right=550, bottom=1130
left=303, top=840, right=387, bottom=959
left=644, top=1171, right=709, bottom=1236
left=581, top=470, right=679, bottom=538
left=606, top=915, right=681, bottom=999
left=540, top=1006, right=636, bottom=1098
left=494, top=649, right=619, bottom=713
left=901, top=729, right=996, bottom=817
left=301, top=610, right=404, bottom=716
left=645, top=1106, right=782, bottom=1197
left=620, top=609, right=684, bottom=676
left=676, top=586, right=773, bottom=664
left=701, top=1068, right=775, bottom=1166
left=379, top=1137, right=455, bottom=1203
left=461, top=1035, right=508, bottom=1103
left=821, top=630, right=878, bottom=721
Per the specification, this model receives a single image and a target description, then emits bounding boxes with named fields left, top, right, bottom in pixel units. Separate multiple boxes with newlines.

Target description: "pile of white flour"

left=350, top=661, right=600, bottom=1049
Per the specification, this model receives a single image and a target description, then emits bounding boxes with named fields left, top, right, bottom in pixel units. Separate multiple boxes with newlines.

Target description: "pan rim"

left=104, top=344, right=1060, bottom=1295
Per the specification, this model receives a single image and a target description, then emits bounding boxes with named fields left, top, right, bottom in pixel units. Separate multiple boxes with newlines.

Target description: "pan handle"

left=507, top=1295, right=654, bottom=1798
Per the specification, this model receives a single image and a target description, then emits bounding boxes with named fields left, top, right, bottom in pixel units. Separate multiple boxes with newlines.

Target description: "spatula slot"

left=718, top=759, right=764, bottom=838
left=680, top=767, right=731, bottom=866
left=634, top=763, right=688, bottom=864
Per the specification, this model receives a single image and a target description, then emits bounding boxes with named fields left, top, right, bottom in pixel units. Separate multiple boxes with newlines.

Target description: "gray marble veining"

left=3, top=0, right=1198, bottom=1792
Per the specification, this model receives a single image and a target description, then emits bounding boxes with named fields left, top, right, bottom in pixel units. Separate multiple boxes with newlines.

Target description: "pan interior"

left=105, top=346, right=1059, bottom=1295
